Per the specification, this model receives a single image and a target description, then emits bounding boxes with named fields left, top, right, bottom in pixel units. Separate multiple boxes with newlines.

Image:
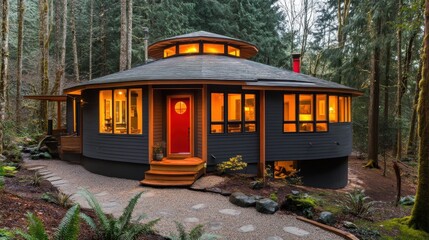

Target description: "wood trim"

left=166, top=94, right=194, bottom=158
left=202, top=85, right=207, bottom=166
left=296, top=216, right=359, bottom=240
left=242, top=86, right=363, bottom=96
left=258, top=90, right=266, bottom=178
left=148, top=86, right=154, bottom=162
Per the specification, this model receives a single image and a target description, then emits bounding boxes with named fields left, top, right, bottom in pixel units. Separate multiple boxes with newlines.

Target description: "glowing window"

left=114, top=89, right=127, bottom=134
left=283, top=94, right=296, bottom=132
left=174, top=101, right=187, bottom=114
left=203, top=43, right=224, bottom=54
left=211, top=93, right=224, bottom=133
left=299, top=123, right=314, bottom=132
left=228, top=46, right=240, bottom=57
left=346, top=97, right=352, bottom=122
left=316, top=94, right=327, bottom=132
left=129, top=89, right=142, bottom=134
left=339, top=96, right=345, bottom=122
left=299, top=94, right=313, bottom=121
left=99, top=90, right=113, bottom=133
left=179, top=43, right=199, bottom=54
left=329, top=96, right=338, bottom=123
left=228, top=94, right=242, bottom=133
left=163, top=46, right=176, bottom=58
left=245, top=94, right=256, bottom=132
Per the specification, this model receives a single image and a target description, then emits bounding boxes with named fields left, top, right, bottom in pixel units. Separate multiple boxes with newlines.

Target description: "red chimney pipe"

left=292, top=53, right=301, bottom=73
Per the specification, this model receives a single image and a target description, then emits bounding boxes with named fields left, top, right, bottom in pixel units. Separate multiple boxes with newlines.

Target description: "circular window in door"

left=174, top=101, right=187, bottom=114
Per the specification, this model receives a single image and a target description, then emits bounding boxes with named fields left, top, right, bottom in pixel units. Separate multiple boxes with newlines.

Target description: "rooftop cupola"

left=148, top=31, right=259, bottom=60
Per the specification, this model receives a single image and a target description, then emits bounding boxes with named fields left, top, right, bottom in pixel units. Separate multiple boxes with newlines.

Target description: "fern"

left=170, top=222, right=220, bottom=240
left=54, top=205, right=80, bottom=240
left=15, top=213, right=49, bottom=240
left=79, top=190, right=159, bottom=240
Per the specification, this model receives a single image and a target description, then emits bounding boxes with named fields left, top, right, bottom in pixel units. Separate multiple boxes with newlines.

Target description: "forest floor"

left=0, top=154, right=425, bottom=240
left=214, top=153, right=422, bottom=240
left=0, top=167, right=164, bottom=240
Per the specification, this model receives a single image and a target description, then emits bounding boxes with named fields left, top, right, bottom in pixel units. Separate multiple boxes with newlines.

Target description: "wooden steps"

left=140, top=157, right=205, bottom=187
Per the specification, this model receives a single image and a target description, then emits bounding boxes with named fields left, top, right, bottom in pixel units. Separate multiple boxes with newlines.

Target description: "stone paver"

left=46, top=176, right=62, bottom=181
left=51, top=180, right=68, bottom=186
left=24, top=159, right=345, bottom=240
left=27, top=166, right=46, bottom=171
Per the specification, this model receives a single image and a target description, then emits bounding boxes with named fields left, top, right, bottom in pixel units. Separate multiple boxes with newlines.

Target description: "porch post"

left=258, top=90, right=266, bottom=178
left=202, top=84, right=207, bottom=171
left=148, top=85, right=154, bottom=162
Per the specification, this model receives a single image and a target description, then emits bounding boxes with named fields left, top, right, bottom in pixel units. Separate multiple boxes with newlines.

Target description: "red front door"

left=169, top=97, right=191, bottom=154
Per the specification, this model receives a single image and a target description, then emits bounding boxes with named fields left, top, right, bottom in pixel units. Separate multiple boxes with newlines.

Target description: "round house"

left=63, top=31, right=361, bottom=189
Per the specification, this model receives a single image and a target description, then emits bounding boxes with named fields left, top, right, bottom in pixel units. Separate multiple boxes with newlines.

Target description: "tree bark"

left=70, top=0, right=79, bottom=81
left=89, top=0, right=93, bottom=80
left=16, top=0, right=25, bottom=130
left=51, top=0, right=67, bottom=95
left=39, top=0, right=50, bottom=130
left=407, top=60, right=422, bottom=158
left=101, top=2, right=107, bottom=75
left=366, top=5, right=382, bottom=169
left=120, top=0, right=127, bottom=71
left=408, top=0, right=429, bottom=232
left=395, top=0, right=403, bottom=161
left=126, top=0, right=133, bottom=70
left=0, top=0, right=9, bottom=153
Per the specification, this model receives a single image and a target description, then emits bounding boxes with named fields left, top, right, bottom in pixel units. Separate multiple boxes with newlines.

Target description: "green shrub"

left=30, top=173, right=43, bottom=187
left=216, top=155, right=247, bottom=174
left=16, top=204, right=82, bottom=240
left=343, top=189, right=375, bottom=217
left=270, top=192, right=278, bottom=202
left=2, top=166, right=17, bottom=177
left=79, top=189, right=159, bottom=240
left=41, top=191, right=73, bottom=208
left=169, top=222, right=219, bottom=240
left=0, top=228, right=14, bottom=240
left=282, top=193, right=317, bottom=218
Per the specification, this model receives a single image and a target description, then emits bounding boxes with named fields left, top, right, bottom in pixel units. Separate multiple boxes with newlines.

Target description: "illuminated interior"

left=228, top=94, right=242, bottom=133
left=99, top=90, right=113, bottom=133
left=228, top=46, right=240, bottom=57
left=346, top=96, right=351, bottom=122
left=274, top=161, right=297, bottom=179
left=73, top=99, right=77, bottom=133
left=179, top=43, right=199, bottom=54
left=316, top=94, right=327, bottom=131
left=114, top=89, right=127, bottom=134
left=203, top=43, right=224, bottom=54
left=129, top=89, right=142, bottom=134
left=299, top=94, right=313, bottom=132
left=211, top=93, right=224, bottom=133
left=163, top=46, right=176, bottom=58
left=283, top=94, right=296, bottom=132
left=339, top=96, right=345, bottom=122
left=245, top=94, right=256, bottom=132
left=329, top=95, right=338, bottom=123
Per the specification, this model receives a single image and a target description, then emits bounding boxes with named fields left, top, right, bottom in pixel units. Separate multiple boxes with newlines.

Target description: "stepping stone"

left=38, top=170, right=50, bottom=174
left=46, top=176, right=62, bottom=181
left=27, top=166, right=46, bottom=171
left=219, top=209, right=241, bottom=216
left=38, top=171, right=52, bottom=176
left=141, top=191, right=155, bottom=198
left=283, top=227, right=309, bottom=237
left=266, top=237, right=283, bottom=240
left=238, top=225, right=255, bottom=233
left=42, top=173, right=56, bottom=178
left=52, top=180, right=68, bottom=185
left=208, top=222, right=223, bottom=231
left=158, top=211, right=172, bottom=217
left=184, top=217, right=199, bottom=223
left=191, top=203, right=206, bottom=210
left=95, top=191, right=109, bottom=197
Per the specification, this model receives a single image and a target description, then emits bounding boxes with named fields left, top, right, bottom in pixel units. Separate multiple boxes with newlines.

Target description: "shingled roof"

left=64, top=54, right=360, bottom=95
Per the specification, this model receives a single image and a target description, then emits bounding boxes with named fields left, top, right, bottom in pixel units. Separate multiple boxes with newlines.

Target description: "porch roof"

left=64, top=55, right=362, bottom=96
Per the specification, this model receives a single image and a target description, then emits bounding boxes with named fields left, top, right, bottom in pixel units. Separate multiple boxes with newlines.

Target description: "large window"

left=179, top=43, right=199, bottom=54
left=228, top=46, right=240, bottom=57
left=203, top=43, right=224, bottom=54
left=210, top=92, right=256, bottom=134
left=283, top=93, right=350, bottom=133
left=99, top=89, right=142, bottom=134
left=163, top=46, right=176, bottom=58
left=163, top=43, right=241, bottom=58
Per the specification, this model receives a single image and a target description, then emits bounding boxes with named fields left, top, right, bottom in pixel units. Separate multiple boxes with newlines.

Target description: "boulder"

left=249, top=180, right=264, bottom=189
left=343, top=221, right=357, bottom=229
left=256, top=198, right=279, bottom=214
left=318, top=211, right=335, bottom=225
left=229, top=192, right=256, bottom=207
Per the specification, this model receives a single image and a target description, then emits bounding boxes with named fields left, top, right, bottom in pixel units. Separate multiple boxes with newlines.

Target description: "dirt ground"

left=0, top=168, right=164, bottom=240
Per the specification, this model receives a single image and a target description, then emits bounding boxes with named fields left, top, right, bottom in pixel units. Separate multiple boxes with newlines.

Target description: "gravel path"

left=24, top=159, right=344, bottom=240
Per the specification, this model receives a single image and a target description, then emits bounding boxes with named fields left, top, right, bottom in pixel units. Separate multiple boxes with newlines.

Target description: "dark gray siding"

left=66, top=97, right=74, bottom=134
left=265, top=91, right=352, bottom=161
left=82, top=88, right=149, bottom=164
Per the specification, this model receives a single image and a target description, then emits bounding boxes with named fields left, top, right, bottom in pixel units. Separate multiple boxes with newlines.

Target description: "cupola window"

left=179, top=43, right=199, bottom=54
left=228, top=46, right=240, bottom=57
left=163, top=46, right=176, bottom=58
left=203, top=43, right=225, bottom=54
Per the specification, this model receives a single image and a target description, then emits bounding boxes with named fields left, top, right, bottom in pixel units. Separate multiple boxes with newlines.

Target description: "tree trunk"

left=120, top=0, right=127, bottom=71
left=70, top=0, right=79, bottom=81
left=51, top=0, right=67, bottom=95
left=39, top=0, right=49, bottom=130
left=126, top=0, right=133, bottom=70
left=89, top=0, right=93, bottom=80
left=408, top=0, right=429, bottom=232
left=101, top=2, right=107, bottom=75
left=395, top=0, right=403, bottom=161
left=0, top=0, right=9, bottom=153
left=406, top=60, right=422, bottom=158
left=366, top=6, right=382, bottom=169
left=16, top=0, right=24, bottom=130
